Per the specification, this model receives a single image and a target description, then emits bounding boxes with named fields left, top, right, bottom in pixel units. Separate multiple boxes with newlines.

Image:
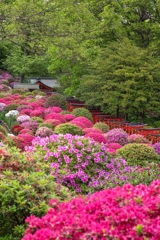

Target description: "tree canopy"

left=0, top=0, right=160, bottom=120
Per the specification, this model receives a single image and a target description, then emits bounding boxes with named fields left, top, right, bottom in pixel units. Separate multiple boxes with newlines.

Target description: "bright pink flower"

left=85, top=132, right=107, bottom=143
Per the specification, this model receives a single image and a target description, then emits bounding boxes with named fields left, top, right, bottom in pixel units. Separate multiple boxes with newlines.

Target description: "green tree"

left=77, top=39, right=160, bottom=120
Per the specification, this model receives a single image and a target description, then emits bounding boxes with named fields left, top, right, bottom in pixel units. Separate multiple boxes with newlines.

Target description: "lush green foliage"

left=0, top=170, right=73, bottom=237
left=54, top=123, right=84, bottom=135
left=44, top=94, right=67, bottom=109
left=117, top=143, right=160, bottom=166
left=72, top=108, right=93, bottom=122
left=93, top=121, right=109, bottom=133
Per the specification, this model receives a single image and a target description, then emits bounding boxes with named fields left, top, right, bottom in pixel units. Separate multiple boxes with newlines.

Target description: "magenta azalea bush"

left=107, top=143, right=123, bottom=154
left=22, top=180, right=160, bottom=240
left=105, top=128, right=128, bottom=146
left=85, top=132, right=107, bottom=144
left=20, top=108, right=32, bottom=115
left=30, top=108, right=45, bottom=118
left=72, top=116, right=93, bottom=128
left=45, top=113, right=66, bottom=124
left=13, top=133, right=35, bottom=151
left=83, top=128, right=103, bottom=134
left=44, top=106, right=62, bottom=114
left=70, top=120, right=86, bottom=129
left=63, top=114, right=76, bottom=121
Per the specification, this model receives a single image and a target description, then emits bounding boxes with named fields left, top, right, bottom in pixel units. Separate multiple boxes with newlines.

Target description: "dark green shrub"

left=44, top=93, right=67, bottom=109
left=54, top=123, right=84, bottom=135
left=30, top=116, right=43, bottom=123
left=11, top=89, right=28, bottom=95
left=72, top=108, right=93, bottom=122
left=23, top=92, right=34, bottom=96
left=61, top=110, right=70, bottom=115
left=116, top=143, right=160, bottom=166
left=93, top=121, right=109, bottom=133
left=32, top=90, right=46, bottom=96
left=5, top=104, right=19, bottom=111
left=0, top=171, right=73, bottom=237
left=38, top=122, right=54, bottom=130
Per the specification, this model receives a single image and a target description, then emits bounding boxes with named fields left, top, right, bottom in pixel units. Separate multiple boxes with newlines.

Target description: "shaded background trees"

left=0, top=0, right=160, bottom=121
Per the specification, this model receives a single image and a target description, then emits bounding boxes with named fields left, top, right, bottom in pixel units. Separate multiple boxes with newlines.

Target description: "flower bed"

left=22, top=180, right=160, bottom=240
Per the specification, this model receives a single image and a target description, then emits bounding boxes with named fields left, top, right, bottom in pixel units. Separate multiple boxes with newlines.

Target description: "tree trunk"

left=20, top=73, right=25, bottom=83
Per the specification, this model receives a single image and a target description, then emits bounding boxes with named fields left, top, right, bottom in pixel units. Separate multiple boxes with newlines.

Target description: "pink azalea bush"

left=20, top=108, right=32, bottom=116
left=70, top=120, right=86, bottom=129
left=44, top=119, right=61, bottom=127
left=72, top=116, right=93, bottom=128
left=85, top=132, right=107, bottom=144
left=17, top=114, right=31, bottom=123
left=19, top=129, right=34, bottom=135
left=0, top=103, right=6, bottom=112
left=63, top=114, right=76, bottom=122
left=28, top=102, right=43, bottom=109
left=21, top=121, right=39, bottom=133
left=12, top=133, right=35, bottom=150
left=105, top=128, right=129, bottom=146
left=30, top=108, right=45, bottom=118
left=83, top=128, right=103, bottom=134
left=107, top=143, right=123, bottom=154
left=44, top=113, right=66, bottom=124
left=22, top=180, right=160, bottom=240
left=128, top=134, right=150, bottom=144
left=44, top=106, right=62, bottom=114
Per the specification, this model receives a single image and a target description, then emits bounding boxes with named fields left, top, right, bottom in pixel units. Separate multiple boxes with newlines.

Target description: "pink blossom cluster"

left=28, top=102, right=43, bottom=109
left=0, top=103, right=6, bottom=112
left=71, top=116, right=93, bottom=128
left=0, top=94, right=30, bottom=106
left=22, top=180, right=160, bottom=240
left=70, top=120, right=86, bottom=129
left=21, top=121, right=39, bottom=132
left=17, top=114, right=31, bottom=123
left=83, top=128, right=103, bottom=134
left=13, top=133, right=35, bottom=150
left=128, top=134, right=150, bottom=143
left=107, top=143, right=123, bottom=154
left=44, top=106, right=62, bottom=114
left=44, top=119, right=61, bottom=127
left=63, top=114, right=76, bottom=121
left=45, top=113, right=66, bottom=124
left=85, top=132, right=107, bottom=143
left=30, top=108, right=45, bottom=118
